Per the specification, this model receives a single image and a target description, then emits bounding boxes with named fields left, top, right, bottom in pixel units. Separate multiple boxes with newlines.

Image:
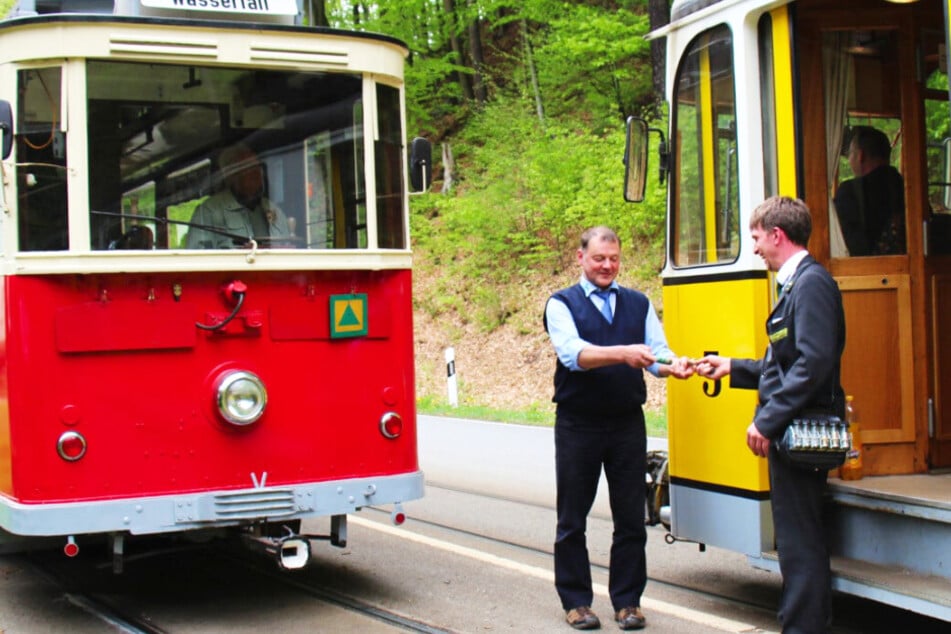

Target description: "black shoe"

left=566, top=606, right=601, bottom=630
left=615, top=606, right=646, bottom=630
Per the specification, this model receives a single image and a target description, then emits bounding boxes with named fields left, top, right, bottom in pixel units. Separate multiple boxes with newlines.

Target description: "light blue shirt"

left=545, top=276, right=675, bottom=376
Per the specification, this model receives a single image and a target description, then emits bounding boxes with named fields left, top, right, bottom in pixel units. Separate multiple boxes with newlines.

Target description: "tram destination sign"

left=141, top=0, right=299, bottom=16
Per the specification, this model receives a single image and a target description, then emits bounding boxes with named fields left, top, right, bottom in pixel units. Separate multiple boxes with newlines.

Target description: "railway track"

left=17, top=539, right=455, bottom=633
left=397, top=484, right=949, bottom=634
left=3, top=483, right=947, bottom=633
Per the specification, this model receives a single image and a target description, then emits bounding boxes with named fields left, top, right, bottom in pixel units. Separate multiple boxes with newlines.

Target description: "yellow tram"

left=628, top=0, right=950, bottom=620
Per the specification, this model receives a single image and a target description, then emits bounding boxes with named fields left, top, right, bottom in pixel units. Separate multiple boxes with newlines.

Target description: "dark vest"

left=546, top=284, right=649, bottom=418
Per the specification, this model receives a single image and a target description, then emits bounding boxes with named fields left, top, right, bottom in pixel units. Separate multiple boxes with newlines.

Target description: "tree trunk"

left=466, top=1, right=488, bottom=105
left=648, top=0, right=670, bottom=117
left=302, top=0, right=328, bottom=27
left=522, top=19, right=545, bottom=127
left=443, top=0, right=474, bottom=102
left=441, top=142, right=455, bottom=194
left=353, top=2, right=366, bottom=25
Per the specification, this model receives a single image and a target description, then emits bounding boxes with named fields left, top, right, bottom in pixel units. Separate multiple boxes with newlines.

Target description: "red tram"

left=0, top=0, right=429, bottom=570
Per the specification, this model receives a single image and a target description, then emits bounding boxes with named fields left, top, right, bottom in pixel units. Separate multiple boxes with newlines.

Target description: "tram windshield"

left=16, top=60, right=406, bottom=251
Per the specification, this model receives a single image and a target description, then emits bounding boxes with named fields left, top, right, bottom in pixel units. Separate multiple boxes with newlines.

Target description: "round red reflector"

left=57, top=431, right=87, bottom=461
left=380, top=412, right=402, bottom=439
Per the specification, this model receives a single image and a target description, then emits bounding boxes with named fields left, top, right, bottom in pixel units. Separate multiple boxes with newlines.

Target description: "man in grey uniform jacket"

left=698, top=196, right=846, bottom=634
left=186, top=143, right=291, bottom=249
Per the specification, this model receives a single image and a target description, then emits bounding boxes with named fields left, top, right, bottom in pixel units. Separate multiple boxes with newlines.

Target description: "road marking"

left=350, top=515, right=774, bottom=633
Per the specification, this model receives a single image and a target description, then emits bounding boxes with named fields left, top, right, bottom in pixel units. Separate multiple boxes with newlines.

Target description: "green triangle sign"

left=339, top=303, right=360, bottom=326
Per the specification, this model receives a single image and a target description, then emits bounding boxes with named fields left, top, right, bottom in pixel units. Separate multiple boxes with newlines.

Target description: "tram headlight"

left=216, top=370, right=267, bottom=426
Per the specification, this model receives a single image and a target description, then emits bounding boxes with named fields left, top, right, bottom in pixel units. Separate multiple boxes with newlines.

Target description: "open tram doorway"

left=796, top=0, right=951, bottom=472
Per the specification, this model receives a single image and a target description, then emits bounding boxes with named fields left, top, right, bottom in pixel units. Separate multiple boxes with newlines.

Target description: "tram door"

left=796, top=0, right=951, bottom=473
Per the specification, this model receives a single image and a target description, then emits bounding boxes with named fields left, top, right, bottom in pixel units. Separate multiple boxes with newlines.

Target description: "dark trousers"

left=768, top=445, right=832, bottom=634
left=554, top=409, right=647, bottom=612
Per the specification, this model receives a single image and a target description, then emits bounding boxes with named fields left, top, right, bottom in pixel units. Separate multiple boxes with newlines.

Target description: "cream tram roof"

left=9, top=0, right=301, bottom=24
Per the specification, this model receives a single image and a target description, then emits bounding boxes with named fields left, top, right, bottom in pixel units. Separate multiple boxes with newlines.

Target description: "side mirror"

left=623, top=116, right=668, bottom=203
left=624, top=117, right=649, bottom=202
left=0, top=100, right=12, bottom=160
left=409, top=137, right=432, bottom=192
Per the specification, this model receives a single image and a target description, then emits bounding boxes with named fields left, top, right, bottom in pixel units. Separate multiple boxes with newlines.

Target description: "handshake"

left=654, top=355, right=696, bottom=379
left=655, top=355, right=728, bottom=380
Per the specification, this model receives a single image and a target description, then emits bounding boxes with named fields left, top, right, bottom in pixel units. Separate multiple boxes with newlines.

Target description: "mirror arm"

left=649, top=128, right=669, bottom=186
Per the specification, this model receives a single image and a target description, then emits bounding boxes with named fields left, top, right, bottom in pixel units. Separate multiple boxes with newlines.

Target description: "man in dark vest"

left=544, top=226, right=694, bottom=630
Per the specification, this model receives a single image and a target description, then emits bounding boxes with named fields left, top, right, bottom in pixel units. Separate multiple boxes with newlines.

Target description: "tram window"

left=83, top=61, right=375, bottom=250
left=757, top=12, right=781, bottom=198
left=824, top=30, right=907, bottom=257
left=17, top=67, right=68, bottom=251
left=671, top=25, right=740, bottom=267
left=375, top=84, right=406, bottom=249
left=923, top=28, right=951, bottom=254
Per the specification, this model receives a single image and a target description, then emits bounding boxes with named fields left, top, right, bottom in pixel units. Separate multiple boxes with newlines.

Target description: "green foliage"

left=326, top=1, right=660, bottom=134
left=411, top=95, right=667, bottom=331
left=529, top=5, right=653, bottom=123
left=925, top=71, right=950, bottom=144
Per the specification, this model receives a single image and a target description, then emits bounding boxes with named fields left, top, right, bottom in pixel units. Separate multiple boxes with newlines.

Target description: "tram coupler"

left=242, top=532, right=311, bottom=570
left=663, top=532, right=706, bottom=551
left=286, top=515, right=347, bottom=549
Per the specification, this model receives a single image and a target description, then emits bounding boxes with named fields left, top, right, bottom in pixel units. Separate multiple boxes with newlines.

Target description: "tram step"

left=829, top=554, right=951, bottom=609
left=753, top=550, right=951, bottom=620
left=827, top=473, right=951, bottom=523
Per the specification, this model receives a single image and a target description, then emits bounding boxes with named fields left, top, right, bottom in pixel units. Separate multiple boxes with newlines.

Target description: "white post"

left=445, top=347, right=458, bottom=407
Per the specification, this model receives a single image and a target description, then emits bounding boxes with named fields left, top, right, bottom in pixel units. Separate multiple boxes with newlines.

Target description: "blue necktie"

left=594, top=289, right=614, bottom=324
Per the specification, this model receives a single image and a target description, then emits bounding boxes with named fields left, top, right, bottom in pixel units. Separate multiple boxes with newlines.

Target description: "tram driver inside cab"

left=186, top=143, right=292, bottom=249
left=833, top=126, right=906, bottom=256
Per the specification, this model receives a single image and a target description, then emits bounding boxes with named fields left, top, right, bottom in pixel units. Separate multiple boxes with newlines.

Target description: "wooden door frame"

left=795, top=1, right=931, bottom=473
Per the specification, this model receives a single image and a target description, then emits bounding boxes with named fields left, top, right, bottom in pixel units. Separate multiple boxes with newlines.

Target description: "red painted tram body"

left=0, top=0, right=428, bottom=569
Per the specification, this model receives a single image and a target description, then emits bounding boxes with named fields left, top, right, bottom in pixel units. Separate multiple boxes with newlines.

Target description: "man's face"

left=847, top=140, right=862, bottom=177
left=578, top=237, right=620, bottom=289
left=751, top=224, right=781, bottom=272
left=227, top=158, right=265, bottom=203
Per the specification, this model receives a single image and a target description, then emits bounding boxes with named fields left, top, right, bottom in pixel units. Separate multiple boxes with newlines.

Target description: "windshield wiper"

left=92, top=209, right=257, bottom=247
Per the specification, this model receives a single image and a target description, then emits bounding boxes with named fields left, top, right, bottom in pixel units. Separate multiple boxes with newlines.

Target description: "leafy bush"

left=411, top=96, right=667, bottom=331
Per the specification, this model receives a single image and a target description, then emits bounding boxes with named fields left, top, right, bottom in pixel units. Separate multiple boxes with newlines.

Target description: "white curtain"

left=823, top=31, right=852, bottom=257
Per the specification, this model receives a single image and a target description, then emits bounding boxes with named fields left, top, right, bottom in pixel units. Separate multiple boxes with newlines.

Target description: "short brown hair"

left=580, top=225, right=621, bottom=250
left=749, top=196, right=812, bottom=247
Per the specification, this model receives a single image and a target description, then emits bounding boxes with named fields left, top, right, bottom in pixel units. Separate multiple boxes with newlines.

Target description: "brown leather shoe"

left=615, top=606, right=646, bottom=630
left=566, top=606, right=601, bottom=630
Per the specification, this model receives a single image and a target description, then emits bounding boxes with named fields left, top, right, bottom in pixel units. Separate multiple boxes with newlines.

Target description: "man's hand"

left=619, top=344, right=656, bottom=369
left=662, top=356, right=695, bottom=379
left=746, top=422, right=770, bottom=457
left=695, top=355, right=731, bottom=380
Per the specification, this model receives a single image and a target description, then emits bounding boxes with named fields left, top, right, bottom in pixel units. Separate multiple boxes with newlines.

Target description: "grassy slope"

left=410, top=100, right=669, bottom=435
